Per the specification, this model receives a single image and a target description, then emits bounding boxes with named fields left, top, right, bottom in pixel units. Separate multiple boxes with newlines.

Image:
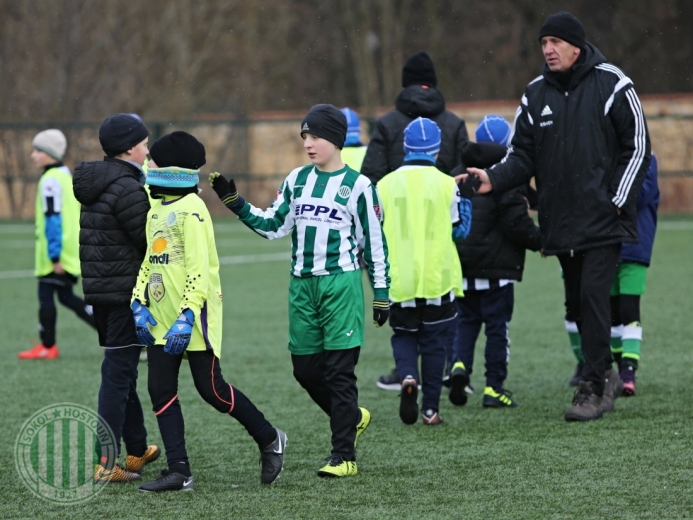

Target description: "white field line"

left=0, top=252, right=289, bottom=279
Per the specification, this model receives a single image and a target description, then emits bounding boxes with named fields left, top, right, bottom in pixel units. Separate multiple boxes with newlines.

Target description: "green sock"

left=565, top=321, right=584, bottom=363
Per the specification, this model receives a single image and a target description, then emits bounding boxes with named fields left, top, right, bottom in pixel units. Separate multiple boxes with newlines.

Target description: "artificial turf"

left=0, top=218, right=691, bottom=519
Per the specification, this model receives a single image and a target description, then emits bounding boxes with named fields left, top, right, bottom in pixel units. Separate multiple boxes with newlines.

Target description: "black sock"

left=229, top=387, right=276, bottom=450
left=168, top=461, right=192, bottom=477
left=155, top=400, right=188, bottom=466
left=126, top=444, right=146, bottom=458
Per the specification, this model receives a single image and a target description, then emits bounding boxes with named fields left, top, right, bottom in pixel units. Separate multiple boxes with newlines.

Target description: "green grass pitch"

left=1, top=218, right=692, bottom=519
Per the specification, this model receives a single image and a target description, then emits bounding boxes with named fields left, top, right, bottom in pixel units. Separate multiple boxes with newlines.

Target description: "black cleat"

left=260, top=428, right=287, bottom=484
left=139, top=470, right=194, bottom=492
left=448, top=362, right=470, bottom=406
left=376, top=368, right=401, bottom=390
left=399, top=377, right=419, bottom=425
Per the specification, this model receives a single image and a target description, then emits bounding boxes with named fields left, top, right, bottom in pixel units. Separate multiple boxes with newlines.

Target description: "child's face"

left=31, top=149, right=57, bottom=167
left=302, top=133, right=338, bottom=167
left=125, top=137, right=149, bottom=166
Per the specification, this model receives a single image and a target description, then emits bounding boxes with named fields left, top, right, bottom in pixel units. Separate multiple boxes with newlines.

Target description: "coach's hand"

left=163, top=309, right=195, bottom=355
left=209, top=172, right=245, bottom=213
left=131, top=300, right=157, bottom=347
left=373, top=299, right=390, bottom=327
left=457, top=173, right=482, bottom=199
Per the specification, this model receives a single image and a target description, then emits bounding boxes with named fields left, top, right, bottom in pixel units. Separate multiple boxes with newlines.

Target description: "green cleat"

left=355, top=407, right=370, bottom=447
left=317, top=455, right=358, bottom=478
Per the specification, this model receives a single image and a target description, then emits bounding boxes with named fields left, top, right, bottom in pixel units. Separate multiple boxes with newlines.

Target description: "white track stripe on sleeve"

left=613, top=88, right=645, bottom=207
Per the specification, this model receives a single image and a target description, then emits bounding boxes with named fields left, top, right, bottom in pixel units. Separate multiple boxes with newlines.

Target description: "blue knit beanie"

left=341, top=108, right=362, bottom=146
left=475, top=115, right=512, bottom=146
left=404, top=117, right=441, bottom=161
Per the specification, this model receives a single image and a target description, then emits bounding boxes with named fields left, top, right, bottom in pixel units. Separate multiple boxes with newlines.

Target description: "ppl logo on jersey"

left=295, top=204, right=343, bottom=221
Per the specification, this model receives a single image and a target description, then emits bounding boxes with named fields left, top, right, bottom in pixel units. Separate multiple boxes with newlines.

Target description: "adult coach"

left=363, top=51, right=469, bottom=390
left=467, top=12, right=650, bottom=421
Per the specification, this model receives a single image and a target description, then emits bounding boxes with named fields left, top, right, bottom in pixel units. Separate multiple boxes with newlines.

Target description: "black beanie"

left=99, top=113, right=149, bottom=157
left=402, top=51, right=437, bottom=88
left=149, top=131, right=206, bottom=170
left=300, top=104, right=347, bottom=149
left=538, top=12, right=586, bottom=49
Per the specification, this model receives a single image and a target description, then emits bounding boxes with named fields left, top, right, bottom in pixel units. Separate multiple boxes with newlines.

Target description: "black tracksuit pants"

left=38, top=277, right=95, bottom=348
left=147, top=346, right=276, bottom=467
left=558, top=245, right=621, bottom=396
left=291, top=347, right=360, bottom=461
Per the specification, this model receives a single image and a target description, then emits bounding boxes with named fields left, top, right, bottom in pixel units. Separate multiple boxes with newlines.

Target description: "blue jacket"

left=621, top=154, right=659, bottom=266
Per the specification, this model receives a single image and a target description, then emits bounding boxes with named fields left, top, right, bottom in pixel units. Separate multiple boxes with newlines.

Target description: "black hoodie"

left=72, top=158, right=150, bottom=305
left=361, top=85, right=469, bottom=184
left=487, top=43, right=651, bottom=256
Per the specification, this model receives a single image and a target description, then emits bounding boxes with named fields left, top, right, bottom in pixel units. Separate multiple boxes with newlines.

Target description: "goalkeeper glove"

left=209, top=172, right=245, bottom=213
left=163, top=309, right=195, bottom=356
left=131, top=300, right=157, bottom=347
left=373, top=299, right=390, bottom=327
left=458, top=173, right=482, bottom=199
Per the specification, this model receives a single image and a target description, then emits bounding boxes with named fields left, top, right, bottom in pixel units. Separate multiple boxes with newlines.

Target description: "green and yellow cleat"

left=355, top=407, right=371, bottom=447
left=317, top=455, right=358, bottom=478
left=482, top=386, right=517, bottom=408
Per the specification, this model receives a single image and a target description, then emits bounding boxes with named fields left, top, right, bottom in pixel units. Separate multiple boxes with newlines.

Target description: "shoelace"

left=572, top=390, right=591, bottom=405
left=324, top=455, right=345, bottom=467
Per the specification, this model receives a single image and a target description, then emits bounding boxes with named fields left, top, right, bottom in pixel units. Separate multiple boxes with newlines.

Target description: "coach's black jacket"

left=361, top=84, right=469, bottom=183
left=487, top=43, right=651, bottom=256
left=73, top=158, right=150, bottom=305
left=452, top=142, right=542, bottom=281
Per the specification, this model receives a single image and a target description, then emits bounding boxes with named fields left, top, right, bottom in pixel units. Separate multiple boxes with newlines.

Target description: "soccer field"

left=1, top=218, right=692, bottom=519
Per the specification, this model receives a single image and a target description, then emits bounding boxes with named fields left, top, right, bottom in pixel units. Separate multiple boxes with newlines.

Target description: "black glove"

left=373, top=299, right=390, bottom=327
left=209, top=172, right=245, bottom=213
left=458, top=173, right=482, bottom=199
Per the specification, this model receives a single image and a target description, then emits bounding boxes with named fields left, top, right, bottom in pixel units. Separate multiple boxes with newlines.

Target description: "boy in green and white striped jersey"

left=210, top=104, right=390, bottom=478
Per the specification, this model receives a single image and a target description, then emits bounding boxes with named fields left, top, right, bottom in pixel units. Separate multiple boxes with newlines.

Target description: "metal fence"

left=1, top=113, right=692, bottom=219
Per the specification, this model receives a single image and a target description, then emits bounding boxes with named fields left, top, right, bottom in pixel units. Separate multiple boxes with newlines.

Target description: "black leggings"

left=38, top=279, right=95, bottom=347
left=147, top=346, right=276, bottom=466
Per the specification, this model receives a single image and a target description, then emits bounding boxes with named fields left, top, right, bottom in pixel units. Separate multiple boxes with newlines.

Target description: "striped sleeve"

left=236, top=175, right=295, bottom=240
left=354, top=181, right=390, bottom=299
left=596, top=64, right=651, bottom=208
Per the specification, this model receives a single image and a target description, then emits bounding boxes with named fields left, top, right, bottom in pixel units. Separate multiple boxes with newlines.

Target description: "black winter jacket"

left=73, top=158, right=150, bottom=305
left=452, top=142, right=542, bottom=281
left=361, top=85, right=469, bottom=183
left=487, top=43, right=651, bottom=256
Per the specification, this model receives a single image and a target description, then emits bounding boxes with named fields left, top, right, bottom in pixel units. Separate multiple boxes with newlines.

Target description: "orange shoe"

left=126, top=445, right=161, bottom=473
left=18, top=344, right=59, bottom=359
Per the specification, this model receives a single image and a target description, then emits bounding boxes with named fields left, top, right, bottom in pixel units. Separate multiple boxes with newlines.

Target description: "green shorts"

left=288, top=269, right=365, bottom=355
left=611, top=261, right=648, bottom=296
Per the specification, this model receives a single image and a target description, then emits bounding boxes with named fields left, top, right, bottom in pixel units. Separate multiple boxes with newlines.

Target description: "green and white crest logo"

left=15, top=403, right=117, bottom=504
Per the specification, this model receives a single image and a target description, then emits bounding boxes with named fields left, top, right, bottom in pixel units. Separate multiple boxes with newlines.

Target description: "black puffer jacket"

left=452, top=142, right=542, bottom=281
left=73, top=158, right=150, bottom=305
left=487, top=43, right=651, bottom=256
left=361, top=85, right=469, bottom=183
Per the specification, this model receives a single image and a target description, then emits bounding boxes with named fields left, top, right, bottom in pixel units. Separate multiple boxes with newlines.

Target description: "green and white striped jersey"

left=236, top=164, right=390, bottom=299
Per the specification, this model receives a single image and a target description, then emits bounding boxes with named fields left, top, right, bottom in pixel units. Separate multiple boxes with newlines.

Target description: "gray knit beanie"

left=33, top=129, right=67, bottom=161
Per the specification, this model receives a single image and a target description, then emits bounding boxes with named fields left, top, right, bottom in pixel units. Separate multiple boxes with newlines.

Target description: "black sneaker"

left=569, top=362, right=585, bottom=387
left=139, top=469, right=194, bottom=492
left=482, top=387, right=517, bottom=408
left=399, top=377, right=419, bottom=425
left=260, top=428, right=287, bottom=484
left=448, top=362, right=470, bottom=406
left=376, top=368, right=400, bottom=390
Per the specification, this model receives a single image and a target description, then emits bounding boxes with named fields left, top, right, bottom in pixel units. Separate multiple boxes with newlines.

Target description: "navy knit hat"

left=404, top=117, right=441, bottom=159
left=402, top=51, right=437, bottom=88
left=300, top=104, right=347, bottom=149
left=149, top=131, right=206, bottom=170
left=475, top=115, right=512, bottom=146
left=99, top=113, right=149, bottom=157
left=539, top=12, right=586, bottom=49
left=341, top=108, right=362, bottom=146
